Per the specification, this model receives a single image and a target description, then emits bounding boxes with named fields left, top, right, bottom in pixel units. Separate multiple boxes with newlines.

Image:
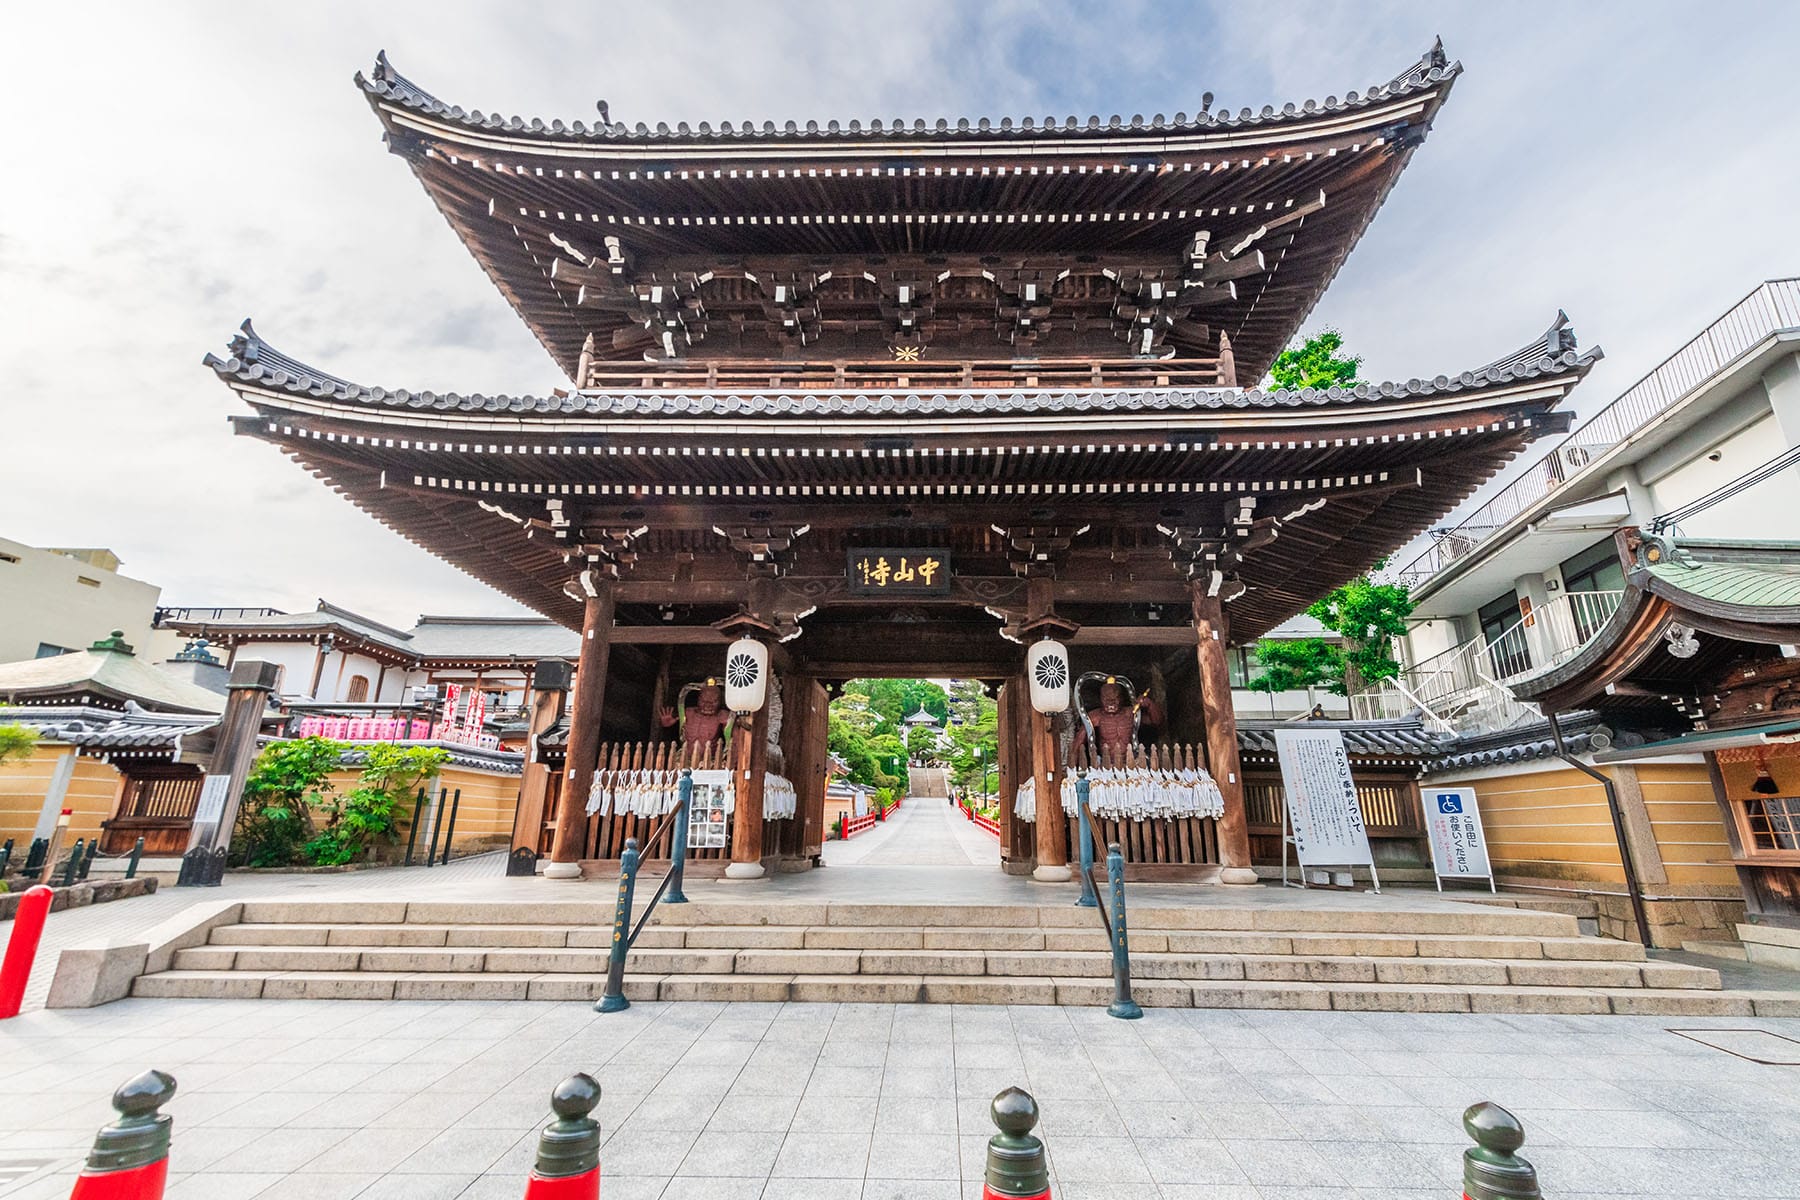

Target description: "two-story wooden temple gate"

left=203, top=43, right=1600, bottom=888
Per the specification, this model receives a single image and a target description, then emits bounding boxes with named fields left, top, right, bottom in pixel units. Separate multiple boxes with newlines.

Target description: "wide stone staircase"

left=129, top=897, right=1794, bottom=1015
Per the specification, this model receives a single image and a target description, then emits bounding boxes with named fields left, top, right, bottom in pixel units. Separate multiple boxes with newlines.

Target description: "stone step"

left=229, top=899, right=1581, bottom=939
left=129, top=969, right=1791, bottom=1015
left=209, top=921, right=1643, bottom=962
left=176, top=943, right=1718, bottom=990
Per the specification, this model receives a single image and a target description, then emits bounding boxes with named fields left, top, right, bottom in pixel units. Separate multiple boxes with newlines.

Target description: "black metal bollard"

left=0, top=837, right=12, bottom=879
left=423, top=787, right=448, bottom=868
left=125, top=837, right=145, bottom=881
left=23, top=837, right=47, bottom=877
left=666, top=770, right=692, bottom=905
left=78, top=840, right=98, bottom=881
left=982, top=1087, right=1050, bottom=1199
left=1462, top=1102, right=1540, bottom=1199
left=403, top=788, right=426, bottom=865
left=1105, top=842, right=1142, bottom=1020
left=523, top=1074, right=602, bottom=1197
left=60, top=839, right=85, bottom=887
left=69, top=1069, right=178, bottom=1195
left=438, top=789, right=462, bottom=866
left=594, top=837, right=642, bottom=1014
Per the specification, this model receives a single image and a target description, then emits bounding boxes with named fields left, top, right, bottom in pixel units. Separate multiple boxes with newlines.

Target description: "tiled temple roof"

left=357, top=43, right=1459, bottom=149
left=207, top=318, right=1598, bottom=423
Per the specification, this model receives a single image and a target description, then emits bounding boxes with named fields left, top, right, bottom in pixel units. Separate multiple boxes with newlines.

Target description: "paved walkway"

left=824, top=797, right=997, bottom=869
left=4, top=997, right=1799, bottom=1199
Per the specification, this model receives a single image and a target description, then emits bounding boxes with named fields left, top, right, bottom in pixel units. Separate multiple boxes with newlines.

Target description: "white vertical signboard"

left=1273, top=728, right=1378, bottom=891
left=1423, top=786, right=1495, bottom=892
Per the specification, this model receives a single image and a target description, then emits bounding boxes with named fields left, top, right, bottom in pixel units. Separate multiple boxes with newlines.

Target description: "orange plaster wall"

left=0, top=745, right=120, bottom=848
left=1429, top=766, right=1627, bottom=886
left=1633, top=762, right=1737, bottom=888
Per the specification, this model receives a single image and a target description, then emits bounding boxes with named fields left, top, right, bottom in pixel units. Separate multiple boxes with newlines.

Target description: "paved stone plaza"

left=5, top=995, right=1800, bottom=1199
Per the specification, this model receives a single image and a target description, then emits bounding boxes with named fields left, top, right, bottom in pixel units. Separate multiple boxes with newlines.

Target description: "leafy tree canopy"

left=0, top=724, right=36, bottom=767
left=1269, top=329, right=1362, bottom=392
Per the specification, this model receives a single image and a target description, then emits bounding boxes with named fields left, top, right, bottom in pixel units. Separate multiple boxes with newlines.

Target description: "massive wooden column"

left=508, top=658, right=571, bottom=875
left=1192, top=586, right=1257, bottom=884
left=727, top=709, right=769, bottom=879
left=547, top=581, right=614, bottom=879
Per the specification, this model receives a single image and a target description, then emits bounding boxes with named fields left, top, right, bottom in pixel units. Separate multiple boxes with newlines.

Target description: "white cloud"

left=2, top=1, right=1796, bottom=626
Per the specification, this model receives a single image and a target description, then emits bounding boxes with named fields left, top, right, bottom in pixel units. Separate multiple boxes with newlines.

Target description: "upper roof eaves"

left=355, top=41, right=1459, bottom=152
left=206, top=316, right=1600, bottom=423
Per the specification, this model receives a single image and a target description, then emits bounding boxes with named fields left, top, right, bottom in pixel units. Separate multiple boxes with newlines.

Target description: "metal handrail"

left=1396, top=278, right=1800, bottom=587
left=1073, top=773, right=1142, bottom=1020
left=595, top=771, right=693, bottom=1013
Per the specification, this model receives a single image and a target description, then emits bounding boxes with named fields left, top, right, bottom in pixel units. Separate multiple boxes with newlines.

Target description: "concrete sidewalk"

left=4, top=997, right=1800, bottom=1199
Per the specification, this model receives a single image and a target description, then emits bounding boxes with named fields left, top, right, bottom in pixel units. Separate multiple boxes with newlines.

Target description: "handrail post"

left=666, top=770, right=691, bottom=905
left=595, top=837, right=641, bottom=1014
left=125, top=837, right=145, bottom=880
left=1075, top=771, right=1097, bottom=908
left=403, top=788, right=425, bottom=866
left=439, top=789, right=462, bottom=866
left=1105, top=842, right=1142, bottom=1020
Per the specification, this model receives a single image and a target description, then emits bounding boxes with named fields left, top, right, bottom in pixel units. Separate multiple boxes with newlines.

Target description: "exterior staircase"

left=128, top=897, right=1796, bottom=1016
left=906, top=765, right=950, bottom=799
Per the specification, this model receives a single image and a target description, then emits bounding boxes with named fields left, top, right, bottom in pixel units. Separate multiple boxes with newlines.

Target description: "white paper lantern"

left=724, top=637, right=769, bottom=712
left=1026, top=640, right=1071, bottom=714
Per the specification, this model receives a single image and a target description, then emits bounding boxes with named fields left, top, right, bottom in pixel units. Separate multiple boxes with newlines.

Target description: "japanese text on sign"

left=1273, top=729, right=1374, bottom=867
left=847, top=548, right=952, bottom=596
left=1424, top=787, right=1493, bottom=880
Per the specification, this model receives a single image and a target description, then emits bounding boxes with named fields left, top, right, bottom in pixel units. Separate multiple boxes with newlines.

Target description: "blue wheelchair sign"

left=1435, top=794, right=1463, bottom=814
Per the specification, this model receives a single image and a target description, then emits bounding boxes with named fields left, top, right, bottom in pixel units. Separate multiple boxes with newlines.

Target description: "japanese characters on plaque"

left=1424, top=787, right=1494, bottom=883
left=846, top=548, right=952, bottom=597
left=1272, top=729, right=1374, bottom=868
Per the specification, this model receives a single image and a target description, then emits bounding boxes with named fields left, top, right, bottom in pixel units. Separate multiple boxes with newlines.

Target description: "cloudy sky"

left=4, top=2, right=1796, bottom=627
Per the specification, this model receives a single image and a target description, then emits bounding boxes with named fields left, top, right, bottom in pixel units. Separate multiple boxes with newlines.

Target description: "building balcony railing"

left=1355, top=590, right=1624, bottom=736
left=1395, top=278, right=1800, bottom=589
left=582, top=354, right=1230, bottom=392
left=154, top=605, right=286, bottom=626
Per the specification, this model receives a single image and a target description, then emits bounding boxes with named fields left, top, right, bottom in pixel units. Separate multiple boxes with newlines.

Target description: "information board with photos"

left=687, top=769, right=732, bottom=849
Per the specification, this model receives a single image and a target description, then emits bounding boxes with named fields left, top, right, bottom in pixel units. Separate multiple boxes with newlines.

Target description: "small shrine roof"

left=0, top=636, right=227, bottom=716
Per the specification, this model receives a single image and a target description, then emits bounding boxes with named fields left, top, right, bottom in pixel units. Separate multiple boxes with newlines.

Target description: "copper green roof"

left=0, top=637, right=226, bottom=715
left=1644, top=558, right=1800, bottom=610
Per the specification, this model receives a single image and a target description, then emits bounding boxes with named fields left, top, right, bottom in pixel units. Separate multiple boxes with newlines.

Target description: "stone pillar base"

left=542, top=860, right=583, bottom=880
left=724, top=861, right=766, bottom=880
left=1031, top=864, right=1073, bottom=883
left=1218, top=867, right=1260, bottom=886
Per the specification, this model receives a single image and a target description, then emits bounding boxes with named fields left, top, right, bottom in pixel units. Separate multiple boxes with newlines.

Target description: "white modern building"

left=0, top=539, right=165, bottom=664
left=1364, top=279, right=1800, bottom=736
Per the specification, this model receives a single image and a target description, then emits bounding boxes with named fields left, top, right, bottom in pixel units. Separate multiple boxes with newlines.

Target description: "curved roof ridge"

left=355, top=41, right=1460, bottom=148
left=208, top=316, right=1597, bottom=421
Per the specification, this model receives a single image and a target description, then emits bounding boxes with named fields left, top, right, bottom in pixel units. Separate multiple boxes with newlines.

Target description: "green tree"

left=235, top=736, right=345, bottom=866
left=905, top=723, right=941, bottom=762
left=827, top=690, right=906, bottom=791
left=1247, top=574, right=1415, bottom=698
left=1269, top=329, right=1362, bottom=391
left=0, top=724, right=35, bottom=767
left=848, top=678, right=950, bottom=735
left=305, top=744, right=451, bottom=867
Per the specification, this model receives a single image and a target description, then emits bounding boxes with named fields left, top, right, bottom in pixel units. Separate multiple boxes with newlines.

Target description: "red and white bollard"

left=523, top=1074, right=601, bottom=1199
left=0, top=884, right=54, bottom=1019
left=69, top=1069, right=176, bottom=1199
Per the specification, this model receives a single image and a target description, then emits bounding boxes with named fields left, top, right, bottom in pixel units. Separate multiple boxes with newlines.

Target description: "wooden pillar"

left=508, top=659, right=571, bottom=875
left=547, top=583, right=614, bottom=879
left=1192, top=585, right=1257, bottom=883
left=996, top=680, right=1017, bottom=868
left=727, top=708, right=768, bottom=879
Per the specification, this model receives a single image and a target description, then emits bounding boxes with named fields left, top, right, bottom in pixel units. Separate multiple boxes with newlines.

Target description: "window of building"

left=35, top=643, right=73, bottom=658
left=1227, top=646, right=1261, bottom=688
left=76, top=576, right=100, bottom=588
left=1558, top=539, right=1627, bottom=595
left=0, top=552, right=19, bottom=564
left=1743, top=795, right=1800, bottom=852
left=346, top=675, right=371, bottom=703
left=1477, top=590, right=1531, bottom=678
